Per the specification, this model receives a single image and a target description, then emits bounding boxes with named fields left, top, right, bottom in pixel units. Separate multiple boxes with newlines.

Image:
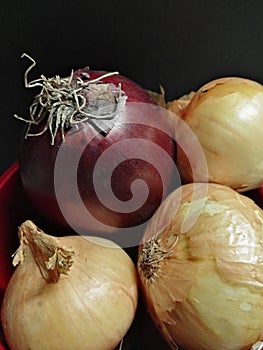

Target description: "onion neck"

left=13, top=220, right=74, bottom=284
left=139, top=234, right=178, bottom=281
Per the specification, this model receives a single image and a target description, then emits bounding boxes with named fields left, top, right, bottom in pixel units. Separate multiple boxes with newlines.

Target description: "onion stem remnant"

left=12, top=220, right=74, bottom=283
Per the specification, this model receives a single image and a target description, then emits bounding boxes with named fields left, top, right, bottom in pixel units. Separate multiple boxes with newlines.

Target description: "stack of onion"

left=172, top=77, right=263, bottom=192
left=1, top=220, right=138, bottom=350
left=138, top=183, right=263, bottom=350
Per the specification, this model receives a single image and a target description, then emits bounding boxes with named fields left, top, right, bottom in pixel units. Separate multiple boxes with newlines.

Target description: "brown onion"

left=138, top=183, right=263, bottom=350
left=1, top=220, right=138, bottom=350
left=176, top=77, right=263, bottom=192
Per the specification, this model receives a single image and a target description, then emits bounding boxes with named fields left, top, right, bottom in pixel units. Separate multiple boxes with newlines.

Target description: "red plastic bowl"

left=0, top=162, right=37, bottom=349
left=0, top=162, right=41, bottom=350
left=0, top=162, right=35, bottom=291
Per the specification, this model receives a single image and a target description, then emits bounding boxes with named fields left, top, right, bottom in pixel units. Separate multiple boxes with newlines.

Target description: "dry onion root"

left=1, top=220, right=138, bottom=350
left=138, top=183, right=263, bottom=350
left=175, top=77, right=263, bottom=192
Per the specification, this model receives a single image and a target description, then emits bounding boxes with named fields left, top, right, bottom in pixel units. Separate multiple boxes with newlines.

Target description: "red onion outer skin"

left=19, top=70, right=175, bottom=234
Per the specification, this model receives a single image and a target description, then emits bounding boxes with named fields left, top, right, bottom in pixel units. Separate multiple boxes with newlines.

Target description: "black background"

left=1, top=0, right=263, bottom=174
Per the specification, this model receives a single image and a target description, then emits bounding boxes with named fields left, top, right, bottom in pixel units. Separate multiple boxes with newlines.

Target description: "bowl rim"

left=0, top=162, right=19, bottom=190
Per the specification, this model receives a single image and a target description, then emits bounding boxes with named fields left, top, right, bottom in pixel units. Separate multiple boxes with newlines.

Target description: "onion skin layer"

left=19, top=69, right=175, bottom=234
left=138, top=183, right=263, bottom=350
left=1, top=224, right=138, bottom=350
left=176, top=77, right=263, bottom=192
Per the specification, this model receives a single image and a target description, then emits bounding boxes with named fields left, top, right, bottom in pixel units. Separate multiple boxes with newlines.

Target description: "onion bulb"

left=1, top=220, right=138, bottom=350
left=138, top=183, right=263, bottom=350
left=16, top=55, right=174, bottom=235
left=175, top=77, right=263, bottom=192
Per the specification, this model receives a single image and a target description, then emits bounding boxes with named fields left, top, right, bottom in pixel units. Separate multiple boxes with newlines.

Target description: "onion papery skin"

left=138, top=183, right=263, bottom=350
left=176, top=77, right=263, bottom=192
left=19, top=69, right=175, bottom=234
left=1, top=229, right=138, bottom=350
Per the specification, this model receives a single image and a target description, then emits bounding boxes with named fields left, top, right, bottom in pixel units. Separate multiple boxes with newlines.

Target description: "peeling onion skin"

left=176, top=77, right=263, bottom=192
left=138, top=183, right=263, bottom=350
left=1, top=222, right=138, bottom=350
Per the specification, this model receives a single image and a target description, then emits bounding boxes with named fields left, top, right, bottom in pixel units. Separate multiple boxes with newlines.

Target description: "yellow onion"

left=1, top=220, right=138, bottom=350
left=175, top=77, right=263, bottom=192
left=138, top=183, right=263, bottom=350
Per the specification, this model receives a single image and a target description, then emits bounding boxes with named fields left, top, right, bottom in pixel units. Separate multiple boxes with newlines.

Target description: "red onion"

left=16, top=55, right=175, bottom=242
